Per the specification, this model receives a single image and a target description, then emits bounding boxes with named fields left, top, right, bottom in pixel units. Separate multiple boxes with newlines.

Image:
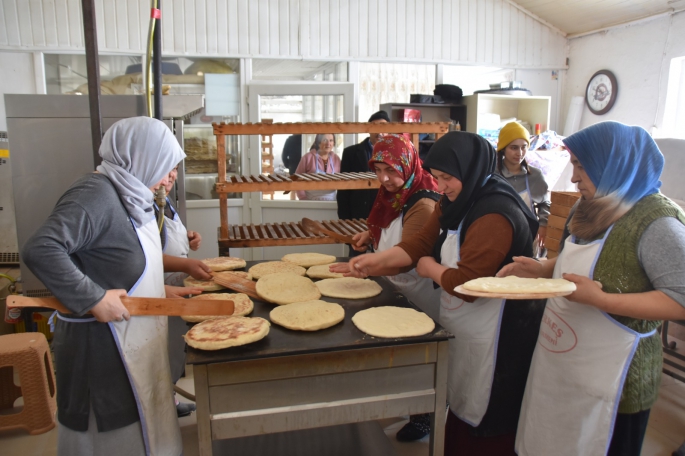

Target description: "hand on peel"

left=91, top=289, right=130, bottom=323
left=351, top=231, right=371, bottom=252
left=562, top=273, right=605, bottom=308
left=165, top=285, right=203, bottom=299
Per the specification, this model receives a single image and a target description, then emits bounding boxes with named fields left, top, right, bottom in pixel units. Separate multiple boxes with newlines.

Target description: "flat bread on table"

left=306, top=264, right=346, bottom=279
left=201, top=256, right=247, bottom=272
left=183, top=276, right=226, bottom=292
left=249, top=261, right=306, bottom=280
left=182, top=293, right=254, bottom=323
left=352, top=306, right=435, bottom=338
left=256, top=273, right=321, bottom=305
left=282, top=253, right=337, bottom=268
left=461, top=276, right=576, bottom=295
left=316, top=277, right=382, bottom=299
left=183, top=271, right=252, bottom=291
left=183, top=316, right=270, bottom=350
left=270, top=300, right=344, bottom=331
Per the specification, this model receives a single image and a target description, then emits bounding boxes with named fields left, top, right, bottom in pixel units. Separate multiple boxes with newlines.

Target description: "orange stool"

left=0, top=332, right=56, bottom=435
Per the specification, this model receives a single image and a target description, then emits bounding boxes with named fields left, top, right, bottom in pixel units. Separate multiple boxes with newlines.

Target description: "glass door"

left=246, top=82, right=354, bottom=260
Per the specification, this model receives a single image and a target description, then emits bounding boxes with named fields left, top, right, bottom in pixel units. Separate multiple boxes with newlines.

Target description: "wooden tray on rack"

left=215, top=172, right=381, bottom=193
left=218, top=219, right=367, bottom=250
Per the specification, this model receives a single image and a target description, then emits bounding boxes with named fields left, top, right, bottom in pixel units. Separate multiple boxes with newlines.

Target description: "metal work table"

left=186, top=263, right=452, bottom=456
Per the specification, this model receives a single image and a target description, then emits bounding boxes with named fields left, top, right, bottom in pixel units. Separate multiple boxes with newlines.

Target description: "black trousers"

left=607, top=409, right=651, bottom=456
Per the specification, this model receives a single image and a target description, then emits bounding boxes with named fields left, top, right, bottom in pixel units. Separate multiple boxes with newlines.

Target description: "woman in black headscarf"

left=341, top=131, right=545, bottom=455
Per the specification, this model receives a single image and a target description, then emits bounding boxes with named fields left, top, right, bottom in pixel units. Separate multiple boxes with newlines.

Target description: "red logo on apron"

left=539, top=308, right=577, bottom=353
left=441, top=293, right=465, bottom=311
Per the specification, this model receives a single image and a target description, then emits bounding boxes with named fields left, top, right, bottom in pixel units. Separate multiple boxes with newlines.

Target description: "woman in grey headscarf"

left=23, top=117, right=189, bottom=456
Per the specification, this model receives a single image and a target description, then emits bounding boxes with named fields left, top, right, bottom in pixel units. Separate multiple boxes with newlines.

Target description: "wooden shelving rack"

left=214, top=121, right=450, bottom=251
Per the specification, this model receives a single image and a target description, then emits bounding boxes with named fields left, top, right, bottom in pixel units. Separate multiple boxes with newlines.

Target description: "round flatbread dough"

left=182, top=293, right=254, bottom=323
left=183, top=276, right=226, bottom=292
left=282, top=253, right=337, bottom=268
left=352, top=306, right=435, bottom=338
left=249, top=261, right=306, bottom=279
left=462, top=276, right=576, bottom=294
left=256, top=273, right=321, bottom=305
left=270, top=300, right=344, bottom=331
left=316, top=277, right=382, bottom=299
left=306, top=264, right=346, bottom=279
left=201, top=256, right=247, bottom=272
left=184, top=316, right=270, bottom=350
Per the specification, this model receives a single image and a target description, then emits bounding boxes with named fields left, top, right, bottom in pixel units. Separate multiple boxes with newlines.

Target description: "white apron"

left=158, top=199, right=190, bottom=287
left=377, top=216, right=441, bottom=322
left=439, top=222, right=506, bottom=426
left=109, top=218, right=182, bottom=456
left=519, top=175, right=534, bottom=214
left=304, top=157, right=336, bottom=201
left=515, top=227, right=656, bottom=456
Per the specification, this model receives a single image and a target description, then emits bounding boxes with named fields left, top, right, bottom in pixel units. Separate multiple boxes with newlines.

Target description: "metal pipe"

left=81, top=0, right=103, bottom=168
left=153, top=1, right=162, bottom=120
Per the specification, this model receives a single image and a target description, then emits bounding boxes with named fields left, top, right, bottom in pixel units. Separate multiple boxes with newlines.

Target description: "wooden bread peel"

left=211, top=273, right=260, bottom=300
left=7, top=295, right=235, bottom=317
left=301, top=218, right=355, bottom=244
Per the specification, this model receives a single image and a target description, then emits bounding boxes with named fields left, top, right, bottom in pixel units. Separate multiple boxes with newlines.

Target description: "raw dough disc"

left=201, top=256, right=247, bottom=272
left=249, top=261, right=306, bottom=279
left=462, top=276, right=576, bottom=294
left=182, top=293, right=254, bottom=323
left=282, top=252, right=337, bottom=268
left=256, top=273, right=321, bottom=305
left=270, top=300, right=344, bottom=331
left=352, top=306, right=435, bottom=338
left=183, top=316, right=270, bottom=350
left=306, top=264, right=346, bottom=279
left=316, top=277, right=382, bottom=299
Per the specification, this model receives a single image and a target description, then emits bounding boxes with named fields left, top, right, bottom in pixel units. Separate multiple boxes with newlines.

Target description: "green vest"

left=592, top=193, right=685, bottom=414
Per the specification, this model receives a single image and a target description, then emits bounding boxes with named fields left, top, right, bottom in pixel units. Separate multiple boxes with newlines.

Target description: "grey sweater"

left=22, top=173, right=145, bottom=432
left=497, top=164, right=551, bottom=226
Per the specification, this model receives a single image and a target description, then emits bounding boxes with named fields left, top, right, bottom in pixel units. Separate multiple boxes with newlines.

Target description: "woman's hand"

left=329, top=262, right=351, bottom=274
left=562, top=274, right=606, bottom=308
left=416, top=256, right=447, bottom=284
left=497, top=256, right=548, bottom=278
left=352, top=231, right=371, bottom=252
left=184, top=258, right=213, bottom=280
left=537, top=226, right=547, bottom=249
left=187, top=231, right=202, bottom=251
left=347, top=253, right=379, bottom=278
left=165, top=285, right=203, bottom=299
left=91, top=289, right=130, bottom=323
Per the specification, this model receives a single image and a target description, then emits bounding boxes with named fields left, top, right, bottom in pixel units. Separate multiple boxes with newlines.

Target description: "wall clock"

left=585, top=70, right=618, bottom=115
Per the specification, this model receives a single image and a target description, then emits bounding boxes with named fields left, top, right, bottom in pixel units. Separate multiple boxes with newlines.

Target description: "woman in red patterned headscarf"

left=349, top=133, right=441, bottom=441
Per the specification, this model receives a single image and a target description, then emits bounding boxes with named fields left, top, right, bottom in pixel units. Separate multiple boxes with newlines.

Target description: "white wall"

left=0, top=52, right=38, bottom=131
left=560, top=11, right=685, bottom=133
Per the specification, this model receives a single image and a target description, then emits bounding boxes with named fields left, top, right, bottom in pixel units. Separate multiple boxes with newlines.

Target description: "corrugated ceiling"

left=514, top=0, right=685, bottom=35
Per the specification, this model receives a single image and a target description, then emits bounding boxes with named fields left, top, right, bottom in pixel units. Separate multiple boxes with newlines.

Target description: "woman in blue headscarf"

left=499, top=121, right=685, bottom=456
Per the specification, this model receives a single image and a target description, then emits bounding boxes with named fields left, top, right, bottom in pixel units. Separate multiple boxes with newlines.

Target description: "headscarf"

left=423, top=131, right=538, bottom=261
left=563, top=121, right=664, bottom=239
left=366, top=134, right=438, bottom=248
left=96, top=117, right=185, bottom=227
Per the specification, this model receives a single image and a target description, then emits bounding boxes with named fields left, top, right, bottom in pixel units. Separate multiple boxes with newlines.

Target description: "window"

left=660, top=56, right=685, bottom=139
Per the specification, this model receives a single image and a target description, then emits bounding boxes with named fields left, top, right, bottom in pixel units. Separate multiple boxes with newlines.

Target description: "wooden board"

left=215, top=172, right=381, bottom=193
left=454, top=285, right=571, bottom=300
left=6, top=295, right=235, bottom=316
left=551, top=191, right=581, bottom=207
left=213, top=121, right=449, bottom=136
left=211, top=275, right=259, bottom=300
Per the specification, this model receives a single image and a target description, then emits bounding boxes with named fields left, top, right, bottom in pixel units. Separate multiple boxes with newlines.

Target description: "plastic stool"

left=0, top=332, right=56, bottom=435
